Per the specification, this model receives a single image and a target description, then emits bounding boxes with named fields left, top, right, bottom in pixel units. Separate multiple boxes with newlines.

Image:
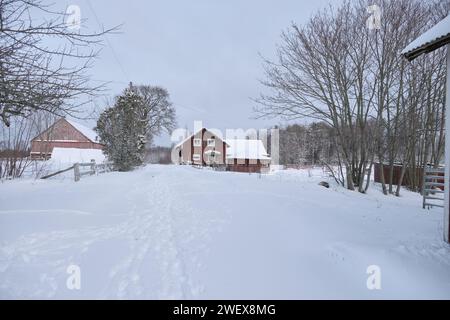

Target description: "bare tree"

left=0, top=0, right=118, bottom=127
left=95, top=83, right=176, bottom=171
left=256, top=0, right=449, bottom=195
left=0, top=110, right=57, bottom=179
left=136, top=85, right=177, bottom=146
left=370, top=0, right=448, bottom=195
left=256, top=1, right=376, bottom=191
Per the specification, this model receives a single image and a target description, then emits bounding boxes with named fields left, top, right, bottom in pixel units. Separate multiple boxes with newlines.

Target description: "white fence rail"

left=41, top=160, right=113, bottom=182
left=422, top=167, right=445, bottom=209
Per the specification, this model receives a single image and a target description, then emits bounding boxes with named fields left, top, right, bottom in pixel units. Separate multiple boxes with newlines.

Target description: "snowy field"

left=0, top=165, right=449, bottom=299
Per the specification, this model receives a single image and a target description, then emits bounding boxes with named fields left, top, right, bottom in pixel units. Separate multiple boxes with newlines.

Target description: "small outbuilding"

left=225, top=139, right=271, bottom=173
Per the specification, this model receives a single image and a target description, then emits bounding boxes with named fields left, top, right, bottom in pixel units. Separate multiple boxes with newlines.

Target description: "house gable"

left=30, top=118, right=103, bottom=159
left=32, top=118, right=95, bottom=143
left=176, top=128, right=227, bottom=165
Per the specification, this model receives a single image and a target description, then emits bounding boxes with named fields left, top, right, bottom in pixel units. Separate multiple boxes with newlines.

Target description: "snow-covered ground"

left=0, top=165, right=449, bottom=299
left=50, top=148, right=106, bottom=165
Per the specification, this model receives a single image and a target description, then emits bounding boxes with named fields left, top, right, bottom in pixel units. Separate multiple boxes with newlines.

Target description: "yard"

left=0, top=165, right=449, bottom=299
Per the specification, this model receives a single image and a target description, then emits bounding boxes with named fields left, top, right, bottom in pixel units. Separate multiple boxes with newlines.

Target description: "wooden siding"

left=30, top=118, right=103, bottom=159
left=226, top=159, right=270, bottom=173
left=373, top=162, right=444, bottom=190
left=178, top=128, right=226, bottom=165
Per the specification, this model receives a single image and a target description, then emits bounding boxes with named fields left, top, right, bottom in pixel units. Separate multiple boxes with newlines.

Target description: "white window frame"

left=193, top=138, right=202, bottom=147
left=193, top=154, right=201, bottom=161
left=207, top=138, right=215, bottom=147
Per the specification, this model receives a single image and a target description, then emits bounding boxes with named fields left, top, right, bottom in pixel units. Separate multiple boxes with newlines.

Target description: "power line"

left=85, top=0, right=130, bottom=82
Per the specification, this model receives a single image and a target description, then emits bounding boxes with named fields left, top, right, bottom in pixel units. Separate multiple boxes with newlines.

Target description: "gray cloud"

left=64, top=0, right=334, bottom=144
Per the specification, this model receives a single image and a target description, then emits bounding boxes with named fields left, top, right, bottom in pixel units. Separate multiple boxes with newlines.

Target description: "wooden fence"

left=41, top=160, right=113, bottom=182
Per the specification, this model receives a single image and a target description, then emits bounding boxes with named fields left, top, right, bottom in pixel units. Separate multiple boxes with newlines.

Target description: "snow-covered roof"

left=50, top=148, right=106, bottom=164
left=66, top=119, right=99, bottom=143
left=402, top=14, right=450, bottom=61
left=225, top=139, right=270, bottom=160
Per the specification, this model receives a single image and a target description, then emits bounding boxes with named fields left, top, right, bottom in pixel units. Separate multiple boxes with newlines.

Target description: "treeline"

left=146, top=146, right=173, bottom=164
left=279, top=123, right=337, bottom=167
left=257, top=0, right=448, bottom=195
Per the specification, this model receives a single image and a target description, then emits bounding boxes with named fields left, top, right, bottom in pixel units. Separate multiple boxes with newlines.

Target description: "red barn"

left=30, top=118, right=103, bottom=160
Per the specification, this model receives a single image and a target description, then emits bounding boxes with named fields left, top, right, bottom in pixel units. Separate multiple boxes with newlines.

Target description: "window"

left=193, top=138, right=202, bottom=147
left=207, top=139, right=215, bottom=147
left=193, top=154, right=201, bottom=161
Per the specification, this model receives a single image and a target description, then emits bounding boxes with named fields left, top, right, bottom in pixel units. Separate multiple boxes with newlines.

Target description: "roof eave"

left=403, top=34, right=450, bottom=61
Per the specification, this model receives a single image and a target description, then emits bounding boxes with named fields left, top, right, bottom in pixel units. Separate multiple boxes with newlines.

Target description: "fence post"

left=74, top=163, right=80, bottom=182
left=90, top=159, right=96, bottom=175
left=422, top=167, right=427, bottom=209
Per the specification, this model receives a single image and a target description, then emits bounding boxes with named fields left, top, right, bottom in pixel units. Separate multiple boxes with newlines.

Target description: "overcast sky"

left=63, top=0, right=335, bottom=145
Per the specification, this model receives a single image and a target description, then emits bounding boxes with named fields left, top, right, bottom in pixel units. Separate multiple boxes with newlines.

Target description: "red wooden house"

left=175, top=127, right=271, bottom=173
left=175, top=128, right=228, bottom=166
left=30, top=118, right=103, bottom=160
